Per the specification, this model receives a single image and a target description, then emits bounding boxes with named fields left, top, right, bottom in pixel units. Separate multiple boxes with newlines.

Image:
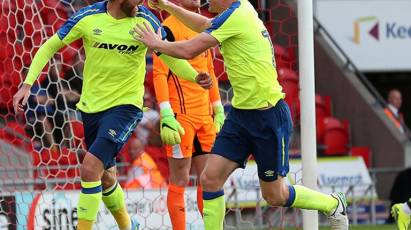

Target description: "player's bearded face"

left=120, top=0, right=141, bottom=17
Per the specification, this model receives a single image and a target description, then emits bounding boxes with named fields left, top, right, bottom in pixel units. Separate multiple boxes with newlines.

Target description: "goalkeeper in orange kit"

left=152, top=0, right=224, bottom=229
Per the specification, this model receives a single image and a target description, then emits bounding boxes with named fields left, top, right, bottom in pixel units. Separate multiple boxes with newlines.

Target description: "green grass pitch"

left=252, top=225, right=395, bottom=230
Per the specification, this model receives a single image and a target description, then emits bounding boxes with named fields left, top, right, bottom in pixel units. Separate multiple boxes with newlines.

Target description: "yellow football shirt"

left=56, top=2, right=165, bottom=113
left=205, top=0, right=284, bottom=109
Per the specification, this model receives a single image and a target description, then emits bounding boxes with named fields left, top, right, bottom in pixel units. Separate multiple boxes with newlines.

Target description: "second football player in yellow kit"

left=136, top=0, right=349, bottom=229
left=152, top=1, right=224, bottom=229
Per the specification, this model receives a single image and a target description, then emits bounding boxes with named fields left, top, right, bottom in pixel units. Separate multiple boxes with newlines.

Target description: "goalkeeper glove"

left=213, top=101, right=225, bottom=133
left=160, top=104, right=185, bottom=145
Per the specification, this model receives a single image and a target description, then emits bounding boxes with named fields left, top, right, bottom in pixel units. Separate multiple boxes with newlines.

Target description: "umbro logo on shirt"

left=93, top=28, right=102, bottom=35
left=108, top=129, right=117, bottom=137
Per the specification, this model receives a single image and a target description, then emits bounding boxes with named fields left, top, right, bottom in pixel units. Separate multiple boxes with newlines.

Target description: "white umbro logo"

left=108, top=129, right=117, bottom=137
left=93, top=28, right=102, bottom=35
left=264, top=170, right=275, bottom=177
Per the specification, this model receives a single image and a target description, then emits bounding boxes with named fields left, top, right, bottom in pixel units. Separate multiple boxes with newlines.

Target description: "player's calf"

left=167, top=158, right=192, bottom=230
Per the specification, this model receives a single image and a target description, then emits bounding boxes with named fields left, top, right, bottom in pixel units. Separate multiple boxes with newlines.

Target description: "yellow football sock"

left=288, top=185, right=338, bottom=214
left=77, top=181, right=102, bottom=230
left=102, top=181, right=131, bottom=230
left=203, top=190, right=225, bottom=230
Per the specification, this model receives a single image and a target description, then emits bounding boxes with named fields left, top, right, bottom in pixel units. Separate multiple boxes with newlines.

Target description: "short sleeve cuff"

left=207, top=31, right=223, bottom=44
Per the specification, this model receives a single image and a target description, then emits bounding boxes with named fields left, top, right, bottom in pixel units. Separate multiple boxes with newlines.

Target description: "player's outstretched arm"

left=148, top=0, right=211, bottom=33
left=13, top=34, right=65, bottom=114
left=158, top=54, right=213, bottom=89
left=145, top=24, right=213, bottom=89
left=135, top=22, right=218, bottom=60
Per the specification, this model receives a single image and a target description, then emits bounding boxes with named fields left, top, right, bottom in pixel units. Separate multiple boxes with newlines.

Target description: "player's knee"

left=80, top=160, right=103, bottom=182
left=200, top=172, right=222, bottom=191
left=170, top=176, right=190, bottom=187
left=80, top=164, right=98, bottom=181
left=169, top=160, right=191, bottom=186
left=262, top=187, right=289, bottom=207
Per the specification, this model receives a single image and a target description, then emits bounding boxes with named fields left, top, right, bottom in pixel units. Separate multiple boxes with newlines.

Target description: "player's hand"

left=133, top=22, right=162, bottom=49
left=13, top=83, right=31, bottom=114
left=196, top=72, right=212, bottom=89
left=160, top=108, right=185, bottom=145
left=148, top=0, right=169, bottom=11
left=213, top=102, right=225, bottom=133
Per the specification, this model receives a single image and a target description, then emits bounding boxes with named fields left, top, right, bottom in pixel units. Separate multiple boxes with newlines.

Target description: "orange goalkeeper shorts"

left=166, top=113, right=216, bottom=158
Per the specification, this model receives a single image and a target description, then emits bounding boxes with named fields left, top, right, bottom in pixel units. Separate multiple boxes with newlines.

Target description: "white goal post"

left=298, top=0, right=320, bottom=229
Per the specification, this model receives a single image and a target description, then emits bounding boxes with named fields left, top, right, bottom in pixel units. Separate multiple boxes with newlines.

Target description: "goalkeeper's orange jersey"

left=153, top=15, right=220, bottom=116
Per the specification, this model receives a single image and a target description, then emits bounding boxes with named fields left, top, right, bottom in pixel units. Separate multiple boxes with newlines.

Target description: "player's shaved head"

left=388, top=89, right=402, bottom=109
left=208, top=0, right=236, bottom=13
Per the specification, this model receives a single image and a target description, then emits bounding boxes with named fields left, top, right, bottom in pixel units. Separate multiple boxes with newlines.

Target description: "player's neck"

left=107, top=0, right=128, bottom=19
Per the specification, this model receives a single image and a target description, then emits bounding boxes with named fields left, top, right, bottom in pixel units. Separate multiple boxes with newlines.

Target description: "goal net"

left=0, top=0, right=302, bottom=229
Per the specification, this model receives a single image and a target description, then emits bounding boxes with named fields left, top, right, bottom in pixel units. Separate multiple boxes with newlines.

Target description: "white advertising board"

left=14, top=157, right=374, bottom=229
left=289, top=157, right=375, bottom=197
left=317, top=0, right=411, bottom=71
left=17, top=188, right=203, bottom=230
left=225, top=157, right=375, bottom=202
